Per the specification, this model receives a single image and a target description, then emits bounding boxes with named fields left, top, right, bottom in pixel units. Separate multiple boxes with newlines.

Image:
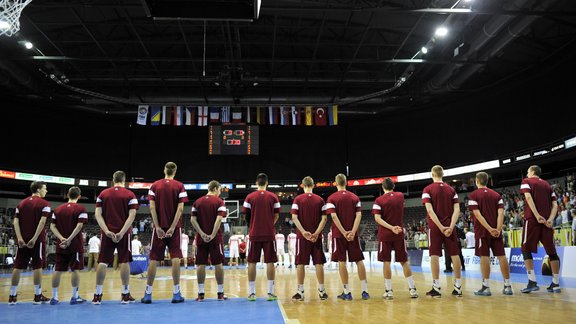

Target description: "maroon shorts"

left=378, top=239, right=408, bottom=263
left=295, top=238, right=326, bottom=265
left=428, top=228, right=460, bottom=257
left=14, top=241, right=46, bottom=270
left=247, top=241, right=278, bottom=264
left=149, top=228, right=183, bottom=261
left=55, top=251, right=84, bottom=271
left=475, top=236, right=505, bottom=257
left=331, top=237, right=364, bottom=262
left=98, top=232, right=132, bottom=265
left=521, top=218, right=557, bottom=255
left=195, top=241, right=224, bottom=265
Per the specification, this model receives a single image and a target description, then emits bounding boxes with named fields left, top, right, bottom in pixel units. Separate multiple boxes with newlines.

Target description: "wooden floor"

left=1, top=264, right=575, bottom=324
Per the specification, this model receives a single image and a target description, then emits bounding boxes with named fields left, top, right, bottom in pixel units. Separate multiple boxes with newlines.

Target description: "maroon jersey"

left=520, top=177, right=557, bottom=220
left=326, top=190, right=361, bottom=238
left=468, top=188, right=504, bottom=238
left=242, top=190, right=281, bottom=242
left=148, top=179, right=189, bottom=228
left=422, top=182, right=459, bottom=229
left=52, top=203, right=88, bottom=252
left=371, top=191, right=404, bottom=241
left=191, top=194, right=227, bottom=245
left=96, top=186, right=139, bottom=232
left=290, top=193, right=326, bottom=239
left=15, top=196, right=51, bottom=242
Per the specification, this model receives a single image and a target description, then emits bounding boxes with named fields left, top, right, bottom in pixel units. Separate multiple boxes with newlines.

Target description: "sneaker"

left=291, top=292, right=304, bottom=301
left=547, top=282, right=561, bottom=293
left=502, top=285, right=513, bottom=295
left=318, top=290, right=328, bottom=300
left=521, top=280, right=540, bottom=294
left=92, top=294, right=102, bottom=305
left=121, top=293, right=135, bottom=304
left=409, top=288, right=419, bottom=298
left=362, top=291, right=370, bottom=300
left=49, top=298, right=59, bottom=305
left=217, top=292, right=228, bottom=301
left=426, top=286, right=441, bottom=298
left=33, top=294, right=50, bottom=305
left=8, top=295, right=17, bottom=305
left=452, top=285, right=463, bottom=297
left=171, top=291, right=185, bottom=303
left=247, top=293, right=256, bottom=301
left=382, top=290, right=393, bottom=300
left=473, top=285, right=491, bottom=296
left=337, top=292, right=353, bottom=301
left=288, top=265, right=292, bottom=269
left=443, top=268, right=453, bottom=273
left=195, top=293, right=205, bottom=302
left=70, top=296, right=86, bottom=305
left=267, top=293, right=278, bottom=301
left=141, top=293, right=152, bottom=304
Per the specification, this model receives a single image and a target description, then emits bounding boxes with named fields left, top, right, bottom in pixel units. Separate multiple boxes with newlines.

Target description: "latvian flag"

left=150, top=106, right=161, bottom=126
left=198, top=106, right=208, bottom=126
left=209, top=107, right=220, bottom=124
left=232, top=107, right=243, bottom=124
left=291, top=106, right=301, bottom=125
left=185, top=106, right=196, bottom=126
left=268, top=106, right=279, bottom=125
left=279, top=106, right=289, bottom=126
left=221, top=106, right=231, bottom=123
left=173, top=106, right=184, bottom=126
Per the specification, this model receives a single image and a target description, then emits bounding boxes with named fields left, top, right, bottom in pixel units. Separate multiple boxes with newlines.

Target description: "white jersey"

left=465, top=231, right=475, bottom=248
left=287, top=233, right=297, bottom=249
left=88, top=236, right=101, bottom=253
left=181, top=233, right=189, bottom=252
left=275, top=234, right=286, bottom=253
left=131, top=239, right=142, bottom=255
left=229, top=235, right=240, bottom=258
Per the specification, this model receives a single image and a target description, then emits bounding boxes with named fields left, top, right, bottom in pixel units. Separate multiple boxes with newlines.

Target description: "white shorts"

left=288, top=244, right=296, bottom=256
left=276, top=246, right=285, bottom=255
left=181, top=249, right=188, bottom=257
left=229, top=246, right=239, bottom=258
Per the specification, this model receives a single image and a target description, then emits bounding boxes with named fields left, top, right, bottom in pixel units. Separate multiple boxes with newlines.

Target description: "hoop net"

left=0, top=0, right=33, bottom=37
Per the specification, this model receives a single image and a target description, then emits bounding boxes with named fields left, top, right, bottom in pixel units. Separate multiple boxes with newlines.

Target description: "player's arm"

left=330, top=213, right=348, bottom=236
left=166, top=202, right=184, bottom=237
left=496, top=207, right=504, bottom=233
left=50, top=221, right=66, bottom=242
left=189, top=216, right=207, bottom=237
left=27, top=215, right=47, bottom=247
left=149, top=200, right=165, bottom=237
left=450, top=202, right=460, bottom=230
left=547, top=200, right=558, bottom=228
left=523, top=192, right=545, bottom=222
left=313, top=215, right=328, bottom=238
left=350, top=211, right=362, bottom=236
left=209, top=216, right=224, bottom=240
left=472, top=209, right=496, bottom=233
left=95, top=207, right=113, bottom=238
left=424, top=203, right=446, bottom=231
left=374, top=213, right=395, bottom=231
left=274, top=213, right=279, bottom=225
left=13, top=217, right=25, bottom=247
left=118, top=209, right=136, bottom=238
left=291, top=213, right=311, bottom=239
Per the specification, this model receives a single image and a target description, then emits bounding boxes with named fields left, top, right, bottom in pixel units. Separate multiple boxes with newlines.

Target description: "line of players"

left=6, top=162, right=561, bottom=305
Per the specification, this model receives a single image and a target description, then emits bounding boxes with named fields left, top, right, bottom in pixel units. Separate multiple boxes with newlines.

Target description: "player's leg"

left=51, top=270, right=63, bottom=304
left=332, top=238, right=351, bottom=300
left=395, top=239, right=417, bottom=298
left=9, top=246, right=29, bottom=304
left=211, top=242, right=227, bottom=300
left=31, top=241, right=48, bottom=304
left=427, top=229, right=443, bottom=298
left=473, top=237, right=491, bottom=296
left=142, top=230, right=166, bottom=303
left=197, top=263, right=206, bottom=301
left=87, top=252, right=94, bottom=271
left=541, top=226, right=561, bottom=292
left=93, top=236, right=113, bottom=304
left=264, top=241, right=278, bottom=300
left=446, top=232, right=462, bottom=297
left=521, top=219, right=540, bottom=293
left=349, top=237, right=368, bottom=299
left=292, top=239, right=306, bottom=301
left=246, top=241, right=261, bottom=300
left=168, top=230, right=184, bottom=303
left=118, top=233, right=134, bottom=304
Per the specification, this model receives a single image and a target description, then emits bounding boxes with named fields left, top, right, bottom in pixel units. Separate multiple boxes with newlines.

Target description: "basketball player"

left=141, top=162, right=188, bottom=304
left=327, top=174, right=369, bottom=300
left=275, top=230, right=286, bottom=267
left=468, top=172, right=512, bottom=296
left=519, top=165, right=561, bottom=293
left=372, top=178, right=418, bottom=299
left=49, top=186, right=88, bottom=305
left=422, top=165, right=463, bottom=298
left=243, top=173, right=281, bottom=301
left=190, top=180, right=228, bottom=301
left=181, top=231, right=189, bottom=269
left=8, top=181, right=51, bottom=305
left=228, top=233, right=240, bottom=268
left=92, top=171, right=139, bottom=305
left=287, top=229, right=297, bottom=268
left=290, top=176, right=328, bottom=301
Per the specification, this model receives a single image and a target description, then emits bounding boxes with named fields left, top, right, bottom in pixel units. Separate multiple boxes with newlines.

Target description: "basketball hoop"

left=0, top=0, right=33, bottom=37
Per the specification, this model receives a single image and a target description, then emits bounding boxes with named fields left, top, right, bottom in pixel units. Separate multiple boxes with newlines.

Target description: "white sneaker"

left=409, top=288, right=419, bottom=298
left=382, top=290, right=393, bottom=300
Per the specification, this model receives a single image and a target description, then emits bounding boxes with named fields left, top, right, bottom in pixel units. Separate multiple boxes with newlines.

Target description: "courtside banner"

left=509, top=247, right=550, bottom=275
left=0, top=170, right=16, bottom=179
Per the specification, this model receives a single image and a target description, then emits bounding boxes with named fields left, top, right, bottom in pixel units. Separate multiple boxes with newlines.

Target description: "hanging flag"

left=246, top=106, right=252, bottom=124
left=305, top=106, right=313, bottom=126
left=328, top=105, right=338, bottom=126
left=209, top=107, right=220, bottom=124
left=232, top=107, right=243, bottom=123
left=221, top=106, right=231, bottom=123
left=166, top=106, right=174, bottom=125
left=268, top=106, right=279, bottom=125
left=162, top=106, right=168, bottom=125
left=198, top=106, right=208, bottom=126
left=174, top=106, right=183, bottom=126
left=256, top=107, right=265, bottom=125
left=150, top=106, right=161, bottom=126
left=279, top=106, right=290, bottom=125
left=185, top=106, right=195, bottom=126
left=314, top=107, right=327, bottom=126
left=136, top=105, right=149, bottom=125
left=290, top=106, right=301, bottom=125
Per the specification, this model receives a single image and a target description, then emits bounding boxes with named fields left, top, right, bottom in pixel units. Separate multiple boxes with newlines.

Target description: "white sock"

left=10, top=286, right=17, bottom=296
left=553, top=274, right=559, bottom=285
left=122, top=285, right=129, bottom=294
left=52, top=288, right=58, bottom=300
left=454, top=278, right=462, bottom=288
left=34, top=285, right=41, bottom=295
left=72, top=286, right=79, bottom=299
left=361, top=280, right=368, bottom=292
left=482, top=279, right=490, bottom=288
left=504, top=278, right=511, bottom=286
left=198, top=283, right=205, bottom=294
left=385, top=279, right=392, bottom=291
left=217, top=284, right=224, bottom=293
left=249, top=281, right=256, bottom=294
left=433, top=279, right=440, bottom=288
left=527, top=270, right=536, bottom=282
left=95, top=285, right=103, bottom=295
left=174, top=284, right=180, bottom=294
left=268, top=280, right=275, bottom=294
left=297, top=284, right=304, bottom=294
left=343, top=284, right=350, bottom=294
left=145, top=285, right=153, bottom=294
left=406, top=276, right=415, bottom=289
left=318, top=284, right=325, bottom=292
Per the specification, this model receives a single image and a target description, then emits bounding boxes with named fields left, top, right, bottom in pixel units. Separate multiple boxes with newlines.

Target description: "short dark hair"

left=165, top=162, right=177, bottom=176
left=256, top=173, right=268, bottom=187
left=68, top=186, right=81, bottom=199
left=302, top=176, right=314, bottom=188
left=476, top=172, right=489, bottom=186
left=335, top=173, right=347, bottom=187
left=208, top=180, right=221, bottom=192
left=30, top=181, right=46, bottom=194
left=113, top=170, right=126, bottom=183
left=382, top=177, right=395, bottom=191
left=529, top=165, right=542, bottom=176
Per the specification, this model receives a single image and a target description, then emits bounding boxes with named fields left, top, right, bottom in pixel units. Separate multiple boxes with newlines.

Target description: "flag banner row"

left=135, top=105, right=338, bottom=126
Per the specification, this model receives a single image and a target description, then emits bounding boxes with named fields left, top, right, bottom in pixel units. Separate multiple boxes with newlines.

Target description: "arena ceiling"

left=1, top=0, right=576, bottom=114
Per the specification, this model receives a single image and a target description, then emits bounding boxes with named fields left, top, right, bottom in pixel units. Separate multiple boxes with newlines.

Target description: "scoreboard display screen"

left=208, top=125, right=259, bottom=155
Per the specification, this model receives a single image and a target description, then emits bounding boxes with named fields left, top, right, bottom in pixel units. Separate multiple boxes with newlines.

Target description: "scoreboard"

left=208, top=125, right=259, bottom=155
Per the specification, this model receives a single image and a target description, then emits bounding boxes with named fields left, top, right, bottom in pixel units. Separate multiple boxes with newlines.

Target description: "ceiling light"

left=421, top=46, right=428, bottom=54
left=435, top=27, right=448, bottom=37
left=24, top=41, right=33, bottom=49
left=214, top=81, right=220, bottom=86
left=253, top=82, right=259, bottom=86
left=0, top=20, right=10, bottom=29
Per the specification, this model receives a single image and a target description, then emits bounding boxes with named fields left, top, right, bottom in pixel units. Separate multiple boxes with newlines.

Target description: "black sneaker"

left=452, top=285, right=463, bottom=297
left=195, top=293, right=205, bottom=301
left=291, top=292, right=304, bottom=301
left=318, top=290, right=328, bottom=300
left=546, top=282, right=561, bottom=293
left=443, top=268, right=453, bottom=273
left=426, top=286, right=441, bottom=298
left=521, top=280, right=540, bottom=293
